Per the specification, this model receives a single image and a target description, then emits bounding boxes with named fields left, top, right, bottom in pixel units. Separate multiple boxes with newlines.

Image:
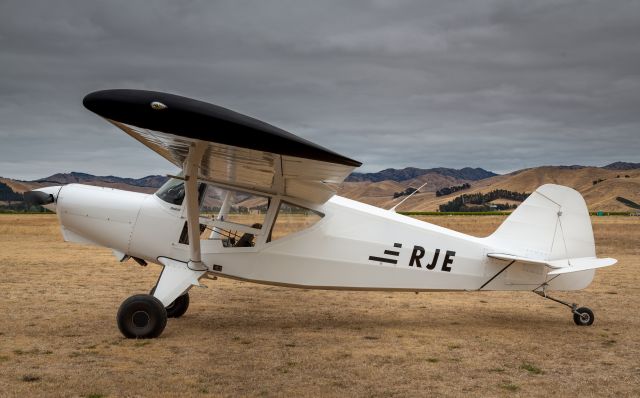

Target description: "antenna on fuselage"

left=389, top=181, right=428, bottom=213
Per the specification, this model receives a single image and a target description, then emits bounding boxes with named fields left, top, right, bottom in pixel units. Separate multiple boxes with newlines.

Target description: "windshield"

left=156, top=178, right=186, bottom=205
left=156, top=177, right=207, bottom=206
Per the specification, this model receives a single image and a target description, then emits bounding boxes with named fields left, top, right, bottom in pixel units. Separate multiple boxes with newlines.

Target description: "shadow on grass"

left=165, top=303, right=571, bottom=337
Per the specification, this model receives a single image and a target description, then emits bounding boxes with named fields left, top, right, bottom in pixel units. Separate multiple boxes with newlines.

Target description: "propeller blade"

left=24, top=190, right=54, bottom=206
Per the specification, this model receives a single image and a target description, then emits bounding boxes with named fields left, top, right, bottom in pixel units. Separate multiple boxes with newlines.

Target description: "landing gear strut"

left=534, top=288, right=594, bottom=326
left=149, top=286, right=190, bottom=318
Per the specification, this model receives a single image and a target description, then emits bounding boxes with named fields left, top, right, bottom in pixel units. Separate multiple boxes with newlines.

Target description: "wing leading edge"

left=83, top=89, right=362, bottom=204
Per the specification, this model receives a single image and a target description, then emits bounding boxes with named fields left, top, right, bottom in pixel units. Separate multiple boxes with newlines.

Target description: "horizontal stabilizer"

left=487, top=253, right=617, bottom=274
left=547, top=257, right=617, bottom=275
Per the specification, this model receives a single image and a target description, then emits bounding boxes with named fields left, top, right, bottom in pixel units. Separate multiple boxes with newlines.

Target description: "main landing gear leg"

left=117, top=257, right=206, bottom=338
left=534, top=287, right=594, bottom=326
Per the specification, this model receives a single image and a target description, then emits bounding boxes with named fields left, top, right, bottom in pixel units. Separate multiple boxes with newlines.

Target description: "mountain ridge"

left=34, top=172, right=168, bottom=188
left=603, top=161, right=640, bottom=170
left=346, top=167, right=497, bottom=182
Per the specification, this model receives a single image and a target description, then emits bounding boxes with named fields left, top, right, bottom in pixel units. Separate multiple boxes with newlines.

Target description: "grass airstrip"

left=0, top=214, right=638, bottom=397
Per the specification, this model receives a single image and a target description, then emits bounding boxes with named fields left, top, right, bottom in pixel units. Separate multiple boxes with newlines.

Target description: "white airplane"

left=26, top=89, right=617, bottom=338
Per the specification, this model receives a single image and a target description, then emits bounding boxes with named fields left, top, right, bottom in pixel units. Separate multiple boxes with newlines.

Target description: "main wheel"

left=573, top=307, right=594, bottom=326
left=149, top=287, right=190, bottom=318
left=117, top=294, right=167, bottom=338
left=165, top=293, right=190, bottom=318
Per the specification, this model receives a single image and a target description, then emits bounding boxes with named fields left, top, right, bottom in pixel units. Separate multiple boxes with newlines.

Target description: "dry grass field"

left=0, top=214, right=638, bottom=397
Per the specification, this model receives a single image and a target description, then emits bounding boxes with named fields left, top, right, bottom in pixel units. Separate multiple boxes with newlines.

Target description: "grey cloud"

left=1, top=0, right=638, bottom=180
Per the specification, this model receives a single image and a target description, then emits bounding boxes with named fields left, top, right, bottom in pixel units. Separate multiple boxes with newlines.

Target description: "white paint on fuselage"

left=50, top=184, right=593, bottom=293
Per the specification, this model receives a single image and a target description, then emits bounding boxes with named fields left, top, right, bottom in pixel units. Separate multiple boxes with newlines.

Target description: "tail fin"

left=488, top=184, right=595, bottom=261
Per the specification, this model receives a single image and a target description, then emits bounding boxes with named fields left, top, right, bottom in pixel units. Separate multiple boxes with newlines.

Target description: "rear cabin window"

left=269, top=202, right=323, bottom=242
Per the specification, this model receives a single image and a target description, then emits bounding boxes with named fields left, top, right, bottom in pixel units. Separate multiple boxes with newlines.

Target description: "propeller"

left=24, top=190, right=55, bottom=206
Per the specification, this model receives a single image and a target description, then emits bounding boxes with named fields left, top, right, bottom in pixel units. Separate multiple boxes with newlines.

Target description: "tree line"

left=0, top=182, right=23, bottom=202
left=392, top=187, right=418, bottom=199
left=435, top=183, right=471, bottom=197
left=439, top=189, right=530, bottom=212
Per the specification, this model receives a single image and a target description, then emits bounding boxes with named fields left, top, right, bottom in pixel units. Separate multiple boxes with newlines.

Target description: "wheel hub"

left=132, top=310, right=150, bottom=327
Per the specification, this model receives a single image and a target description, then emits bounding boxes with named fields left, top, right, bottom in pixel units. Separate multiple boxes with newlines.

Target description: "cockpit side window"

left=199, top=184, right=270, bottom=248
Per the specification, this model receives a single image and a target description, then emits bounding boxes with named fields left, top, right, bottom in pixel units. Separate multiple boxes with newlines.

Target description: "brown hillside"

left=340, top=167, right=640, bottom=212
left=0, top=178, right=47, bottom=193
left=0, top=177, right=157, bottom=195
left=3, top=166, right=639, bottom=212
left=337, top=173, right=470, bottom=210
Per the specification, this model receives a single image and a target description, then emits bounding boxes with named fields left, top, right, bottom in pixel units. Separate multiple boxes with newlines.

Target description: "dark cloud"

left=1, top=0, right=638, bottom=179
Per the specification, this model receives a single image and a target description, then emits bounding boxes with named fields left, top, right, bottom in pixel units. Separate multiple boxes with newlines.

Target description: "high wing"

left=83, top=89, right=361, bottom=204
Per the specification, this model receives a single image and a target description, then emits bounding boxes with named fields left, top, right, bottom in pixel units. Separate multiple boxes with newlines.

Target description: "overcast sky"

left=1, top=0, right=639, bottom=180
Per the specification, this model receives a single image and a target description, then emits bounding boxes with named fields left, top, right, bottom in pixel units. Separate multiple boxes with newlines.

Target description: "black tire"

left=149, top=287, right=190, bottom=318
left=573, top=307, right=594, bottom=326
left=166, top=293, right=190, bottom=318
left=117, top=294, right=167, bottom=338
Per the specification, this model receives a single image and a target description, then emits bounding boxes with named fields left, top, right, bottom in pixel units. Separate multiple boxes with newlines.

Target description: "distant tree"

left=0, top=182, right=23, bottom=201
left=393, top=187, right=418, bottom=199
left=438, top=190, right=529, bottom=212
left=436, top=183, right=470, bottom=197
left=616, top=197, right=640, bottom=210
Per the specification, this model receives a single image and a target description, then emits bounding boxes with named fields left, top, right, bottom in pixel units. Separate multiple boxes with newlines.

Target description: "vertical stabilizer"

left=488, top=184, right=596, bottom=261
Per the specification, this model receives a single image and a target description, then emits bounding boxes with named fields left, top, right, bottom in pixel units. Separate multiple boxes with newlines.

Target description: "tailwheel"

left=166, top=293, right=190, bottom=318
left=117, top=294, right=167, bottom=339
left=534, top=289, right=595, bottom=327
left=573, top=307, right=594, bottom=326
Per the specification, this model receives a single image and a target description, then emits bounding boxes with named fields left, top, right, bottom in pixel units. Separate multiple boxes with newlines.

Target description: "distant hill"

left=603, top=162, right=640, bottom=170
left=346, top=167, right=497, bottom=182
left=341, top=165, right=640, bottom=212
left=35, top=172, right=168, bottom=188
left=1, top=162, right=639, bottom=212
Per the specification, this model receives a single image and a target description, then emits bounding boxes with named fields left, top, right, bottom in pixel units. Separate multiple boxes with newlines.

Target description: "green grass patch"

left=399, top=211, right=635, bottom=216
left=401, top=211, right=513, bottom=216
left=500, top=383, right=519, bottom=392
left=13, top=348, right=52, bottom=356
left=520, top=362, right=543, bottom=374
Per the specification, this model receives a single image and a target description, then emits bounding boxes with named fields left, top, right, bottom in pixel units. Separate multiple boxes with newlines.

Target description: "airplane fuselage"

left=48, top=183, right=594, bottom=293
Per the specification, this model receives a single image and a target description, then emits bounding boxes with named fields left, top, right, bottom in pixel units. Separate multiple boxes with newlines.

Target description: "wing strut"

left=183, top=142, right=207, bottom=270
